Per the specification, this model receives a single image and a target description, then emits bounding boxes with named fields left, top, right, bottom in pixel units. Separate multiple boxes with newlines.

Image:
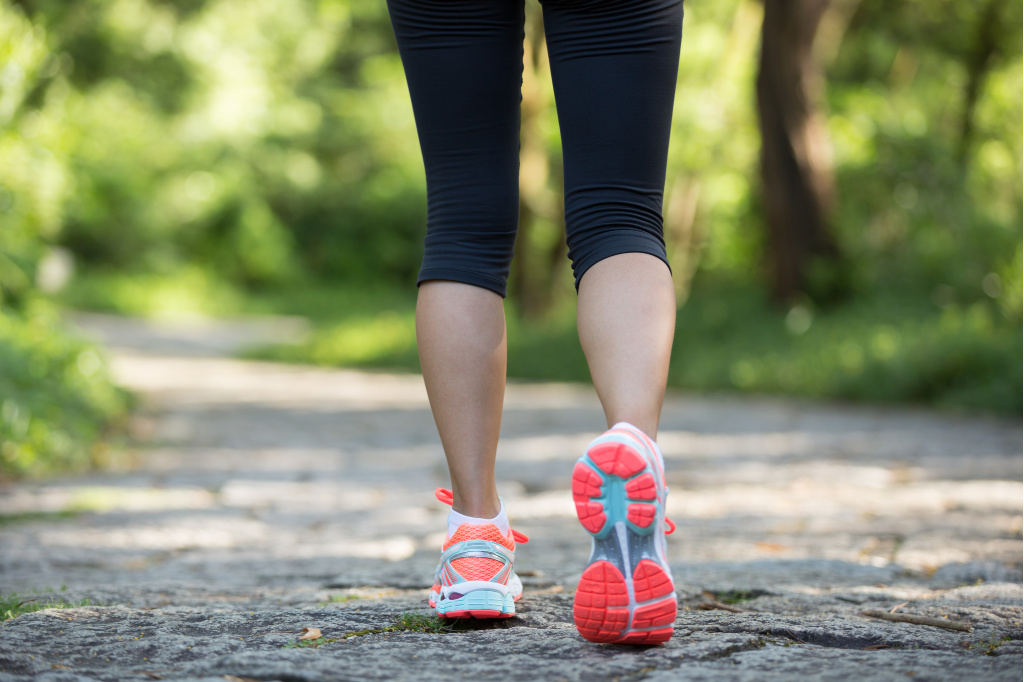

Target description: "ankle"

left=450, top=502, right=501, bottom=518
left=608, top=419, right=658, bottom=442
left=449, top=488, right=501, bottom=518
left=448, top=500, right=510, bottom=537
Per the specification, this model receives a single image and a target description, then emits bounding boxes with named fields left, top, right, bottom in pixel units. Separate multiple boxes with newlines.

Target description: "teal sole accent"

left=436, top=589, right=514, bottom=616
left=581, top=454, right=657, bottom=538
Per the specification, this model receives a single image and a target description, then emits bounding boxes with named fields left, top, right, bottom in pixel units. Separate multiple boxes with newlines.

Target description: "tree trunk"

left=958, top=0, right=1001, bottom=165
left=664, top=175, right=703, bottom=303
left=510, top=4, right=565, bottom=318
left=756, top=0, right=839, bottom=302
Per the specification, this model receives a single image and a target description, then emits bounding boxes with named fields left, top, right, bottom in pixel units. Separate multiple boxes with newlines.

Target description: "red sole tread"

left=573, top=560, right=676, bottom=644
left=573, top=435, right=676, bottom=645
left=587, top=442, right=645, bottom=478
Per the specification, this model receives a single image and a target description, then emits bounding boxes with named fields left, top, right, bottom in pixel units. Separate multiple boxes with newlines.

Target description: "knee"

left=564, top=187, right=669, bottom=289
left=419, top=184, right=519, bottom=297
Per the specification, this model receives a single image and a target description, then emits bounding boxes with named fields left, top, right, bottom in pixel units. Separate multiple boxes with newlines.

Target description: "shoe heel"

left=437, top=589, right=514, bottom=619
left=573, top=429, right=677, bottom=645
left=573, top=442, right=660, bottom=538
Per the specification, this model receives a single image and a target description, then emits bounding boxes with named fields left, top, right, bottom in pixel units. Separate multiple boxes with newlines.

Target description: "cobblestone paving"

left=1, top=314, right=1021, bottom=681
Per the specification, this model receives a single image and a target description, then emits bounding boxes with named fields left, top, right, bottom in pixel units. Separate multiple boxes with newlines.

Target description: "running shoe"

left=429, top=488, right=529, bottom=619
left=572, top=423, right=677, bottom=644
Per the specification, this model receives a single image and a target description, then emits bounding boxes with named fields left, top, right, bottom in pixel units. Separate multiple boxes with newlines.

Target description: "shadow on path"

left=0, top=314, right=1020, bottom=681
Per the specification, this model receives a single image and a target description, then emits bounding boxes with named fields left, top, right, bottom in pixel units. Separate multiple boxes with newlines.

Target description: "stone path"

left=1, top=313, right=1021, bottom=681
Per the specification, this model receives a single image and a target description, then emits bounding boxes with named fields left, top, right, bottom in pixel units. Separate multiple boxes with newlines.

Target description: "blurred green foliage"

left=2, top=0, right=425, bottom=293
left=2, top=0, right=1013, bottom=301
left=0, top=301, right=130, bottom=478
left=1, top=3, right=136, bottom=478
left=1, top=0, right=1021, bottom=459
left=241, top=278, right=1021, bottom=414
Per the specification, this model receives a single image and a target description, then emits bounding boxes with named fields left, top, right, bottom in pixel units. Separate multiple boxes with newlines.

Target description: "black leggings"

left=387, top=0, right=683, bottom=297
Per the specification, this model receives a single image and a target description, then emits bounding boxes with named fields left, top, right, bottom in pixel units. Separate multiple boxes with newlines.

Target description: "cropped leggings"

left=387, top=0, right=684, bottom=297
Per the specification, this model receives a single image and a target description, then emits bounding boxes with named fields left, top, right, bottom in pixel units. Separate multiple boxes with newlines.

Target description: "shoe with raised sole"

left=429, top=488, right=529, bottom=619
left=572, top=424, right=677, bottom=644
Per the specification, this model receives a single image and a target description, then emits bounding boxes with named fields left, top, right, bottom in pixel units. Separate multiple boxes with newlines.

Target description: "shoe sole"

left=435, top=589, right=516, bottom=619
left=572, top=433, right=676, bottom=644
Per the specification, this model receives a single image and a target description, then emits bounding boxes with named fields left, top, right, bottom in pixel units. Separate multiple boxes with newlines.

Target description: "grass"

left=0, top=511, right=79, bottom=526
left=1, top=590, right=93, bottom=621
left=317, top=593, right=367, bottom=607
left=282, top=613, right=452, bottom=649
left=392, top=612, right=453, bottom=634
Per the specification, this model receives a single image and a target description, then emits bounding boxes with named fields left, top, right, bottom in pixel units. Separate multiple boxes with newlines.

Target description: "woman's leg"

left=541, top=0, right=684, bottom=439
left=386, top=0, right=524, bottom=517
left=416, top=282, right=506, bottom=518
left=577, top=253, right=675, bottom=439
left=542, top=0, right=683, bottom=644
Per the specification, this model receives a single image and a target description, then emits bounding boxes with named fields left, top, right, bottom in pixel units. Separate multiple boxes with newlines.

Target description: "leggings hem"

left=417, top=267, right=509, bottom=298
left=573, top=243, right=672, bottom=291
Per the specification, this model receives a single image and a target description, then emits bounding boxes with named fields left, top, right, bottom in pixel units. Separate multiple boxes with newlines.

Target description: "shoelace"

left=435, top=488, right=530, bottom=544
left=435, top=487, right=676, bottom=537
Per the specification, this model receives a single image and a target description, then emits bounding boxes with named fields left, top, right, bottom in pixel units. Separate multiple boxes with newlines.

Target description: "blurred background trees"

left=756, top=0, right=840, bottom=302
left=1, top=0, right=1021, bottom=474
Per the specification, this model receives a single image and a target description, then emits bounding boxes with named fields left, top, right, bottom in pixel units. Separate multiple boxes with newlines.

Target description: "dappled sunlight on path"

left=1, top=314, right=1021, bottom=681
left=1, top=314, right=1021, bottom=592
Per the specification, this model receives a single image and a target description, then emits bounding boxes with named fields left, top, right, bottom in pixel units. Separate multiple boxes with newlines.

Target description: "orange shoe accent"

left=573, top=561, right=631, bottom=642
left=572, top=462, right=605, bottom=499
left=627, top=503, right=656, bottom=528
left=435, top=488, right=455, bottom=506
left=575, top=501, right=607, bottom=533
left=618, top=628, right=674, bottom=645
left=444, top=523, right=514, bottom=552
left=631, top=599, right=677, bottom=629
left=632, top=560, right=675, bottom=602
left=625, top=473, right=657, bottom=500
left=587, top=442, right=645, bottom=478
left=450, top=557, right=504, bottom=581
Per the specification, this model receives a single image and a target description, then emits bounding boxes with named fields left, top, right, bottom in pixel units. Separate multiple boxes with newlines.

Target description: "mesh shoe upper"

left=429, top=488, right=528, bottom=615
